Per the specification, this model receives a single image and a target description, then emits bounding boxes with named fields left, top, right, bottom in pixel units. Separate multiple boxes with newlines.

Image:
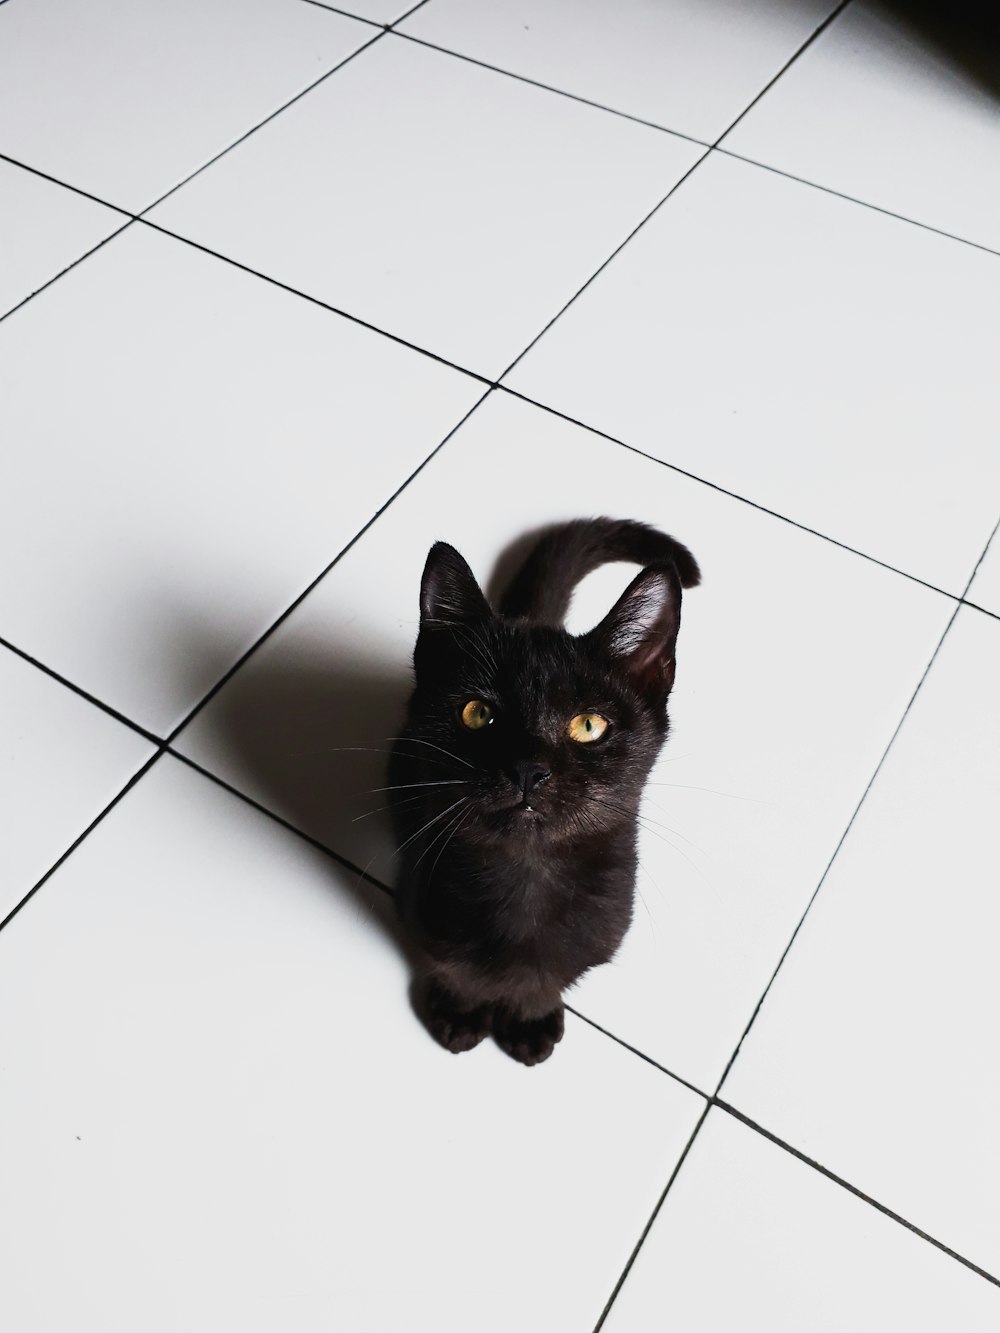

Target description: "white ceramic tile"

left=0, top=754, right=703, bottom=1331
left=604, top=1109, right=1000, bottom=1330
left=0, top=159, right=126, bottom=319
left=722, top=608, right=1000, bottom=1274
left=176, top=390, right=953, bottom=1090
left=149, top=35, right=703, bottom=378
left=967, top=527, right=1000, bottom=618
left=508, top=152, right=1000, bottom=595
left=724, top=2, right=1000, bottom=252
left=0, top=646, right=153, bottom=921
left=0, top=223, right=482, bottom=737
left=401, top=0, right=837, bottom=142
left=0, top=0, right=372, bottom=212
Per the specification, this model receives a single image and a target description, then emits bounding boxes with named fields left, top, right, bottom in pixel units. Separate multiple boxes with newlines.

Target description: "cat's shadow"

left=171, top=619, right=428, bottom=978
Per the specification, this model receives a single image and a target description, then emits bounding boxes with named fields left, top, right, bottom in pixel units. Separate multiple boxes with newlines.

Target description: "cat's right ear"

left=587, top=562, right=683, bottom=701
left=420, top=542, right=492, bottom=626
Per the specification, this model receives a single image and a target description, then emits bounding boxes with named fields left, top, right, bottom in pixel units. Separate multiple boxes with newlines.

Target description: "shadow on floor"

left=867, top=0, right=998, bottom=98
left=170, top=613, right=423, bottom=962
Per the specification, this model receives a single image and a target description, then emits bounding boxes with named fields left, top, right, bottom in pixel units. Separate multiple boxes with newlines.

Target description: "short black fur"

left=390, top=518, right=700, bottom=1065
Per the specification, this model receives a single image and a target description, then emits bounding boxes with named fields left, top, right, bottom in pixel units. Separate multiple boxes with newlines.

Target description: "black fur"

left=390, top=518, right=700, bottom=1065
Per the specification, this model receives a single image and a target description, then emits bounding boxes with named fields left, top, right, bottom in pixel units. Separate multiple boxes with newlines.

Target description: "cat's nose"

left=510, top=761, right=550, bottom=795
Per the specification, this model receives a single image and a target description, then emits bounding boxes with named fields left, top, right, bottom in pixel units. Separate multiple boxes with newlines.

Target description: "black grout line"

left=496, top=146, right=712, bottom=383
left=166, top=747, right=394, bottom=893
left=0, top=635, right=160, bottom=745
left=0, top=218, right=136, bottom=329
left=0, top=150, right=133, bottom=218
left=0, top=749, right=165, bottom=937
left=0, top=0, right=992, bottom=350
left=591, top=1102, right=713, bottom=1332
left=299, top=0, right=434, bottom=29
left=589, top=1087, right=1000, bottom=1333
left=714, top=1101, right=1000, bottom=1288
left=162, top=385, right=494, bottom=745
left=564, top=1006, right=708, bottom=1100
left=336, top=13, right=997, bottom=269
left=305, top=0, right=1000, bottom=272
left=306, top=0, right=436, bottom=25
left=496, top=0, right=856, bottom=386
left=137, top=27, right=386, bottom=217
left=138, top=216, right=490, bottom=384
left=393, top=0, right=434, bottom=22
left=298, top=0, right=383, bottom=29
left=961, top=511, right=1000, bottom=591
left=715, top=0, right=853, bottom=146
left=712, top=510, right=1000, bottom=1098
left=712, top=600, right=964, bottom=1098
left=390, top=28, right=709, bottom=148
left=716, top=147, right=1000, bottom=260
left=958, top=513, right=1000, bottom=620
left=498, top=385, right=960, bottom=602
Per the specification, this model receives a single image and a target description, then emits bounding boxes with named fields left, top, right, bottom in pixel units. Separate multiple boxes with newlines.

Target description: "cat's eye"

left=567, top=712, right=609, bottom=744
left=460, top=699, right=494, bottom=730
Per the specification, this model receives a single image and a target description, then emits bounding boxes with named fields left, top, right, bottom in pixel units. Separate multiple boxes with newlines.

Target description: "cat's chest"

left=442, top=839, right=631, bottom=945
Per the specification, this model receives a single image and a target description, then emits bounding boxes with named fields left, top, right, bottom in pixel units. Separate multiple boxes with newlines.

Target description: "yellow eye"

left=567, top=713, right=609, bottom=744
left=460, top=699, right=493, bottom=730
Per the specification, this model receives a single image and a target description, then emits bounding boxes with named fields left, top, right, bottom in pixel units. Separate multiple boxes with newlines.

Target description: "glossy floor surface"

left=1, top=1, right=998, bottom=1328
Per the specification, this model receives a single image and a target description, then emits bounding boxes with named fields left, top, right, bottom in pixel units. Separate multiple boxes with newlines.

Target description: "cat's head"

left=404, top=542, right=685, bottom=845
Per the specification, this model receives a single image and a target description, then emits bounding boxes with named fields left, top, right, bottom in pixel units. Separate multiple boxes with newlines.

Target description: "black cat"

left=389, top=518, right=700, bottom=1065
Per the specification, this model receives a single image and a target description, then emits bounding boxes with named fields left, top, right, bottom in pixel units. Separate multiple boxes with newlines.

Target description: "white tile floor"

left=1, top=1, right=998, bottom=1328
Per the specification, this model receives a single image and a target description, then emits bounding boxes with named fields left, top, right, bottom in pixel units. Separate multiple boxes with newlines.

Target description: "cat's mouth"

left=486, top=796, right=545, bottom=830
left=499, top=800, right=541, bottom=816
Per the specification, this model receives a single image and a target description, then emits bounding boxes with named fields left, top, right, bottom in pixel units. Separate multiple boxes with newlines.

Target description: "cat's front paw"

left=424, top=981, right=492, bottom=1055
left=493, top=1004, right=565, bottom=1066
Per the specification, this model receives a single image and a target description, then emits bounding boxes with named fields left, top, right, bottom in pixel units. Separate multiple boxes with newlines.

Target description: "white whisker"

left=351, top=792, right=424, bottom=824
left=413, top=800, right=471, bottom=872
left=394, top=797, right=468, bottom=856
left=371, top=779, right=470, bottom=792
left=384, top=736, right=475, bottom=770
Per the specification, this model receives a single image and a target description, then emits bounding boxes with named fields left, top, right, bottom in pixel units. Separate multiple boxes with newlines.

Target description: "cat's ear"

left=588, top=563, right=682, bottom=697
left=420, top=542, right=492, bottom=625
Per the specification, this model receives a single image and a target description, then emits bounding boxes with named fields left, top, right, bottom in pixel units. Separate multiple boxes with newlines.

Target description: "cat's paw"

left=493, top=1004, right=565, bottom=1066
left=424, top=981, right=492, bottom=1055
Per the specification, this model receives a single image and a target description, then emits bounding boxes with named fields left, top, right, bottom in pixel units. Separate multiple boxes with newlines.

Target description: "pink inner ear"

left=608, top=570, right=679, bottom=657
left=589, top=564, right=681, bottom=704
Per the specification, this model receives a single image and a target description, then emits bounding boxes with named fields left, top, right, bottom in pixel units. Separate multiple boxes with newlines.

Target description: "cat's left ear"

left=588, top=563, right=682, bottom=698
left=420, top=542, right=492, bottom=625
